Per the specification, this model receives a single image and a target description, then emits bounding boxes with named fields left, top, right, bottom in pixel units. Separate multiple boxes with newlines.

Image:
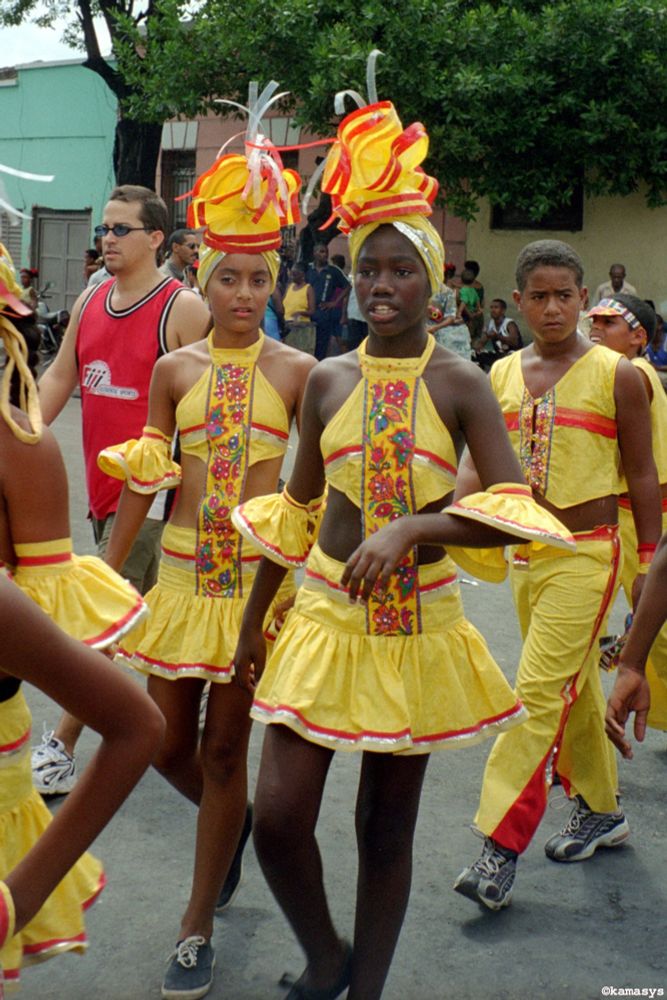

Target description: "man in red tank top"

left=35, top=186, right=211, bottom=793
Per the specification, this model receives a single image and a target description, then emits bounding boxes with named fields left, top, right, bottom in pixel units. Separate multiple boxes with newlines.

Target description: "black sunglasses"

left=185, top=242, right=199, bottom=250
left=94, top=224, right=155, bottom=238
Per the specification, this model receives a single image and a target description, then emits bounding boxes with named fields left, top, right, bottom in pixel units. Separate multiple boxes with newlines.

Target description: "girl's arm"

left=104, top=358, right=177, bottom=571
left=606, top=534, right=667, bottom=759
left=0, top=578, right=164, bottom=933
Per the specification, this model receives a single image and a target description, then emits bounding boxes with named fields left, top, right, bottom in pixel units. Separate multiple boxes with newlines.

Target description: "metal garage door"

left=33, top=208, right=92, bottom=311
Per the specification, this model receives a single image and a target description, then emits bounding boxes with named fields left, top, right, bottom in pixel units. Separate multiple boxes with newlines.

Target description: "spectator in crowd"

left=594, top=263, right=637, bottom=304
left=306, top=242, right=350, bottom=360
left=457, top=267, right=484, bottom=350
left=160, top=229, right=199, bottom=285
left=18, top=268, right=38, bottom=313
left=479, top=298, right=523, bottom=354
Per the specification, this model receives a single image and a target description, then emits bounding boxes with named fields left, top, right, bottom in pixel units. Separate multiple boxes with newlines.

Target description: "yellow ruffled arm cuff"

left=232, top=487, right=326, bottom=568
left=0, top=879, right=15, bottom=950
left=445, top=482, right=576, bottom=583
left=97, top=426, right=182, bottom=494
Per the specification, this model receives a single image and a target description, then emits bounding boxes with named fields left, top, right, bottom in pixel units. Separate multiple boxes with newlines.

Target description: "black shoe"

left=215, top=803, right=253, bottom=914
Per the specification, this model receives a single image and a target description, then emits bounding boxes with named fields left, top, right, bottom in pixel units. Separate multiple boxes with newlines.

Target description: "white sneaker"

left=31, top=729, right=77, bottom=796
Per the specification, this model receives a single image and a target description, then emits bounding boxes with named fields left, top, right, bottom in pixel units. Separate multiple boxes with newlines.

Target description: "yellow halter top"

left=177, top=332, right=289, bottom=599
left=320, top=337, right=458, bottom=510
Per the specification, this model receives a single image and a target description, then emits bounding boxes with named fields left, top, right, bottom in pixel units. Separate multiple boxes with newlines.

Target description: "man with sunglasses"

left=160, top=229, right=199, bottom=285
left=34, top=185, right=211, bottom=797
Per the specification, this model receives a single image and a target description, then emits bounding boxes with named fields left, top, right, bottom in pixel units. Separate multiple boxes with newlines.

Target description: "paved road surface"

left=18, top=395, right=667, bottom=999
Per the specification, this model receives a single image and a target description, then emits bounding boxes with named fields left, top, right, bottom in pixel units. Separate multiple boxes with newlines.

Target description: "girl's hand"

left=233, top=626, right=267, bottom=694
left=341, top=519, right=416, bottom=603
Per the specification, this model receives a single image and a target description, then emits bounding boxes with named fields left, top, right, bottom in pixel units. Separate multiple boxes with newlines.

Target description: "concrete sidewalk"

left=17, top=396, right=667, bottom=999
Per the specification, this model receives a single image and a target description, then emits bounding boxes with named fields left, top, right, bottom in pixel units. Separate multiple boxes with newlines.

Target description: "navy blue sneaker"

left=161, top=935, right=215, bottom=1000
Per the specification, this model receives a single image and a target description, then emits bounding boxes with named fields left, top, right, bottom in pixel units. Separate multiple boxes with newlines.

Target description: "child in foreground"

left=231, top=88, right=573, bottom=1000
left=0, top=577, right=164, bottom=993
left=453, top=241, right=661, bottom=911
left=0, top=260, right=162, bottom=988
left=98, top=92, right=315, bottom=1000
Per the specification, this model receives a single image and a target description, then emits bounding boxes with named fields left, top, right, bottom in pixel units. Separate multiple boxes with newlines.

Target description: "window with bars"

left=161, top=151, right=197, bottom=230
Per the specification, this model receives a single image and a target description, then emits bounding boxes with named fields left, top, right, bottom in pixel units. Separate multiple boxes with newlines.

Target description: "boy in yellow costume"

left=231, top=79, right=575, bottom=999
left=587, top=293, right=667, bottom=729
left=454, top=240, right=662, bottom=911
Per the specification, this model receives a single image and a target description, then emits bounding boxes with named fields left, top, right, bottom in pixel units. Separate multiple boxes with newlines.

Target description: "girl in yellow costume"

left=97, top=82, right=316, bottom=1000
left=0, top=578, right=164, bottom=995
left=587, top=293, right=667, bottom=729
left=0, top=266, right=157, bottom=990
left=231, top=62, right=574, bottom=1000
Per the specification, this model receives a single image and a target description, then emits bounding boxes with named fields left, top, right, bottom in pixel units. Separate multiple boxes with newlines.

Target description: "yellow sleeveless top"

left=320, top=337, right=458, bottom=509
left=176, top=332, right=289, bottom=466
left=283, top=283, right=310, bottom=322
left=491, top=345, right=621, bottom=508
left=617, top=357, right=667, bottom=490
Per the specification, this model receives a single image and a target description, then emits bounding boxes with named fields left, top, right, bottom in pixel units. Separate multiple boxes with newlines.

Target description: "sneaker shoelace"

left=174, top=936, right=207, bottom=969
left=558, top=800, right=618, bottom=840
left=473, top=839, right=512, bottom=877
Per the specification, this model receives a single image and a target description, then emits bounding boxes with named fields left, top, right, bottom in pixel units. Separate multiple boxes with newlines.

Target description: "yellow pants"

left=618, top=500, right=667, bottom=730
left=475, top=527, right=620, bottom=854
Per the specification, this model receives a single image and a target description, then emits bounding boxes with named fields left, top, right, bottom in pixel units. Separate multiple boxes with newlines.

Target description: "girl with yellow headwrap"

left=96, top=82, right=317, bottom=1000
left=230, top=61, right=574, bottom=1000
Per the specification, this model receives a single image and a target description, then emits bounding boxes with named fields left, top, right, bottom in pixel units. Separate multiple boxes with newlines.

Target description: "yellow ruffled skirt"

left=117, top=524, right=294, bottom=683
left=12, top=539, right=146, bottom=649
left=0, top=690, right=105, bottom=991
left=252, top=544, right=526, bottom=754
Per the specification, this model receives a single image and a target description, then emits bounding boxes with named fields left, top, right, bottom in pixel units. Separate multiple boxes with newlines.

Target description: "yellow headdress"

left=187, top=82, right=301, bottom=293
left=0, top=258, right=42, bottom=444
left=318, top=52, right=444, bottom=294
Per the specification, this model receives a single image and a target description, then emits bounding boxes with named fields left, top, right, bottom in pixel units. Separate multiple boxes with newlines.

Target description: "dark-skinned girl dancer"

left=232, top=72, right=575, bottom=1000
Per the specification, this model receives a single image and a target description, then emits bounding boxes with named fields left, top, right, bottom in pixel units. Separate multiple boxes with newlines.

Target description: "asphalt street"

left=18, top=394, right=667, bottom=1000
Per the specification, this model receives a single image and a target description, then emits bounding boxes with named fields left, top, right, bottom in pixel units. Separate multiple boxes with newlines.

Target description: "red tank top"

left=76, top=276, right=186, bottom=519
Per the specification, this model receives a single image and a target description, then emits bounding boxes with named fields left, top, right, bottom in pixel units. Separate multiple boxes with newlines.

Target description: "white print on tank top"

left=82, top=360, right=139, bottom=400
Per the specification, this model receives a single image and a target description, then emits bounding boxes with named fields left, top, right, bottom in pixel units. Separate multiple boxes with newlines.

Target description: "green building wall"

left=0, top=59, right=117, bottom=266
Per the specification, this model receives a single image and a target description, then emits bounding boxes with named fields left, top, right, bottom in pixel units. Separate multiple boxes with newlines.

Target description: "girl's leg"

left=147, top=674, right=204, bottom=805
left=253, top=725, right=348, bottom=992
left=349, top=751, right=429, bottom=1000
left=178, top=680, right=253, bottom=940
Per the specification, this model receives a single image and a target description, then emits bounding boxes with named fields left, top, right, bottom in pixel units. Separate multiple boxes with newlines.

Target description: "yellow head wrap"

left=0, top=258, right=42, bottom=444
left=186, top=83, right=301, bottom=296
left=197, top=243, right=281, bottom=294
left=321, top=98, right=444, bottom=294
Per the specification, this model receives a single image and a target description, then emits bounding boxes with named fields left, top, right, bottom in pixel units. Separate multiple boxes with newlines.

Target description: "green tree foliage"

left=116, top=0, right=667, bottom=219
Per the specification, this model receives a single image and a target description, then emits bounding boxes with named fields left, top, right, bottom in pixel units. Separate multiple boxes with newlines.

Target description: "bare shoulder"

left=426, top=342, right=491, bottom=395
left=167, top=290, right=211, bottom=346
left=261, top=337, right=318, bottom=380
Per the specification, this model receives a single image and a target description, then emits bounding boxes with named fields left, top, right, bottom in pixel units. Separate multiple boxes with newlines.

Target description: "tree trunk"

left=113, top=117, right=164, bottom=188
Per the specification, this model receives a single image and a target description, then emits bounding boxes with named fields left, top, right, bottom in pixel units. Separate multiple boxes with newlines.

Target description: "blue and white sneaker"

left=31, top=730, right=77, bottom=796
left=544, top=796, right=629, bottom=862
